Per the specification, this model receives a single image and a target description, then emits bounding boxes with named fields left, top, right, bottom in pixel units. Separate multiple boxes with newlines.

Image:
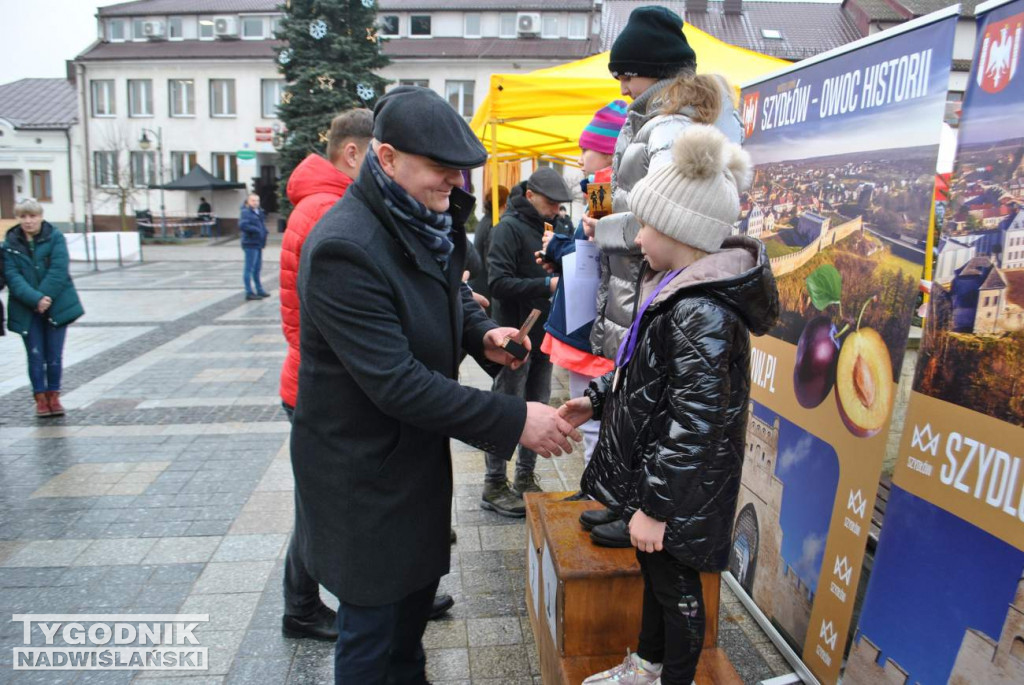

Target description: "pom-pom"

left=671, top=125, right=727, bottom=180
left=727, top=145, right=753, bottom=192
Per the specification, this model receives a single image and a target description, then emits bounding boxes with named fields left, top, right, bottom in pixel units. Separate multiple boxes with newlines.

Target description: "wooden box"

left=525, top=497, right=740, bottom=685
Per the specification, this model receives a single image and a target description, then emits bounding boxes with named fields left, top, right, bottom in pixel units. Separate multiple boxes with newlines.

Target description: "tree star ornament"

left=309, top=19, right=328, bottom=40
left=317, top=74, right=335, bottom=91
left=356, top=83, right=375, bottom=101
left=318, top=130, right=329, bottom=144
left=365, top=27, right=379, bottom=43
left=281, top=91, right=293, bottom=104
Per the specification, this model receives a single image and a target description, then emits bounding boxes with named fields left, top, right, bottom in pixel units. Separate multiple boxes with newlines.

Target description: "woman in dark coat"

left=2, top=198, right=84, bottom=417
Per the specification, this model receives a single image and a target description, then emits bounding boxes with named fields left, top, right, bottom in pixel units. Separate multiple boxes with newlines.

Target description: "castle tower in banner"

left=729, top=404, right=815, bottom=647
left=844, top=635, right=909, bottom=685
left=949, top=570, right=1024, bottom=685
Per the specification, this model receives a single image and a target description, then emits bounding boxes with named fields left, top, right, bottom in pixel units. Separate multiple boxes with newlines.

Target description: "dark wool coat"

left=292, top=169, right=527, bottom=606
left=582, top=237, right=779, bottom=572
left=487, top=188, right=553, bottom=350
left=2, top=223, right=84, bottom=335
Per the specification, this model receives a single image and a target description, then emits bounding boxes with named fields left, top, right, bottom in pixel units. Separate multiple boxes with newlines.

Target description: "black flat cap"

left=373, top=86, right=488, bottom=170
left=526, top=168, right=572, bottom=203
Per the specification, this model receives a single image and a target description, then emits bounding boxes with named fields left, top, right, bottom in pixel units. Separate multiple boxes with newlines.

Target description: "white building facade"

left=75, top=1, right=286, bottom=231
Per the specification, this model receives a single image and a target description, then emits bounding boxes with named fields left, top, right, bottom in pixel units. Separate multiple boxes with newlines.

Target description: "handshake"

left=518, top=396, right=595, bottom=459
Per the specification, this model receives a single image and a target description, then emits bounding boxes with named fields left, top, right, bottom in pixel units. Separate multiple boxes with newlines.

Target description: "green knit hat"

left=629, top=125, right=752, bottom=253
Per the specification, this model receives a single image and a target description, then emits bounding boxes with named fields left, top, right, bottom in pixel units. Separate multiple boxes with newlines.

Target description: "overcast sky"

left=0, top=0, right=123, bottom=85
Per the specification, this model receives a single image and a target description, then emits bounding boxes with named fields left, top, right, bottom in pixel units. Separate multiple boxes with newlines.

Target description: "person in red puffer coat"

left=278, top=109, right=373, bottom=641
left=280, top=109, right=373, bottom=411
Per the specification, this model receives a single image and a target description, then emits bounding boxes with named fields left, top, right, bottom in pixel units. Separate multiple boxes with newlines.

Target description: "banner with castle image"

left=846, top=0, right=1024, bottom=682
left=730, top=10, right=958, bottom=682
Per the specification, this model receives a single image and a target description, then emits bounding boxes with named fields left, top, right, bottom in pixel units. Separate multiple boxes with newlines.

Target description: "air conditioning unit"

left=213, top=16, right=239, bottom=38
left=517, top=12, right=541, bottom=36
left=143, top=20, right=166, bottom=39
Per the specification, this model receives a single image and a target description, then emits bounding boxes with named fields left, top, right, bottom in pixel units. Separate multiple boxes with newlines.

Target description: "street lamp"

left=138, top=127, right=167, bottom=237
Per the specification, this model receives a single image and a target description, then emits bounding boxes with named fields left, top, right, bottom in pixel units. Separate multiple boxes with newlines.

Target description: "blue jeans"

left=243, top=247, right=265, bottom=295
left=334, top=579, right=439, bottom=684
left=22, top=314, right=68, bottom=394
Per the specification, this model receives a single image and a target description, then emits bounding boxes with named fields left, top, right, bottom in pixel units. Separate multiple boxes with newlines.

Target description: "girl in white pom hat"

left=559, top=125, right=779, bottom=685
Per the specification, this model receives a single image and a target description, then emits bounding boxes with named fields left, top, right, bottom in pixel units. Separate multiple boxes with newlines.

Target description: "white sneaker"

left=582, top=651, right=663, bottom=684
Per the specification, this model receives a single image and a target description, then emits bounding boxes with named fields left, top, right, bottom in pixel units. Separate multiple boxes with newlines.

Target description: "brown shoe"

left=34, top=393, right=52, bottom=418
left=45, top=391, right=65, bottom=417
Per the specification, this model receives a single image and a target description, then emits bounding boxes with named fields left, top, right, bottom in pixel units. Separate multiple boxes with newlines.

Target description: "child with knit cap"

left=560, top=125, right=779, bottom=685
left=540, top=100, right=627, bottom=475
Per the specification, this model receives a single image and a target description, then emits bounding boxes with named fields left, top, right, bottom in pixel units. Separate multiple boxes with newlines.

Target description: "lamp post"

left=138, top=127, right=166, bottom=237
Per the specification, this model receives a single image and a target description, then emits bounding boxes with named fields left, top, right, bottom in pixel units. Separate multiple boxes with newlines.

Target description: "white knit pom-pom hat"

left=628, top=124, right=752, bottom=253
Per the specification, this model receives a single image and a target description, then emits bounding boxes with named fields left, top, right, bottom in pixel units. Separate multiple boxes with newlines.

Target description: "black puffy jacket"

left=581, top=236, right=779, bottom=572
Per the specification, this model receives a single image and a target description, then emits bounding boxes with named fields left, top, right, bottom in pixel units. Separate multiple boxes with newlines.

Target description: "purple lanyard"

left=615, top=268, right=683, bottom=368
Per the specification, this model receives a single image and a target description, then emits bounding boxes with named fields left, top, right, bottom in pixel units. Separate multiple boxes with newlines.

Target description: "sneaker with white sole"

left=582, top=651, right=663, bottom=684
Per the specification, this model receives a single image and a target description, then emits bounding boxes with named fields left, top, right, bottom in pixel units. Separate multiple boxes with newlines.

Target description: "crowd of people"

left=0, top=6, right=780, bottom=684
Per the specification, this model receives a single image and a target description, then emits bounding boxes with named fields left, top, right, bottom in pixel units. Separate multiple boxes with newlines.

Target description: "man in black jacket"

left=483, top=168, right=573, bottom=516
left=292, top=87, right=580, bottom=684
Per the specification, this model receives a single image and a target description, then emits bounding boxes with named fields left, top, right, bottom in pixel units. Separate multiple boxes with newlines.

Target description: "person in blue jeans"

left=2, top=198, right=85, bottom=418
left=240, top=193, right=269, bottom=300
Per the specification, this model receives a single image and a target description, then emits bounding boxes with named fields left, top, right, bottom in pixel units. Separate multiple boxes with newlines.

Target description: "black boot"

left=590, top=519, right=632, bottom=548
left=282, top=604, right=338, bottom=641
left=429, top=593, right=454, bottom=620
left=579, top=507, right=617, bottom=531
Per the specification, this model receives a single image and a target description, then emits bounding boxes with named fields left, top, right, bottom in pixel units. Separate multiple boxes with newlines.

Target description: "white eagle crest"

left=980, top=22, right=1021, bottom=90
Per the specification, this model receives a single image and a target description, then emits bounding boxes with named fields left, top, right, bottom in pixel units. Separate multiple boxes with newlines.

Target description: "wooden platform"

left=524, top=493, right=741, bottom=685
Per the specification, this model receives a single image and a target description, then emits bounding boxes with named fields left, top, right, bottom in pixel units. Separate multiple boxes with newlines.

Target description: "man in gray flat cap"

left=290, top=86, right=581, bottom=684
left=482, top=167, right=573, bottom=517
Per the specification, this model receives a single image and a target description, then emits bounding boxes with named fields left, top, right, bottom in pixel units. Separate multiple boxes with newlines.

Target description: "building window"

left=91, top=80, right=116, bottom=117
left=171, top=151, right=197, bottom=180
left=261, top=79, right=285, bottom=118
left=242, top=17, right=264, bottom=38
left=499, top=13, right=516, bottom=38
left=128, top=79, right=153, bottom=117
left=168, top=17, right=183, bottom=39
left=169, top=79, right=195, bottom=117
left=210, top=79, right=236, bottom=117
left=464, top=13, right=481, bottom=38
left=542, top=15, right=560, bottom=38
left=108, top=19, right=127, bottom=41
left=30, top=171, right=52, bottom=202
left=211, top=153, right=238, bottom=182
left=94, top=151, right=118, bottom=187
left=272, top=17, right=284, bottom=36
left=410, top=15, right=431, bottom=36
left=761, top=29, right=783, bottom=39
left=568, top=14, right=587, bottom=39
left=445, top=80, right=474, bottom=119
left=132, top=19, right=146, bottom=40
left=380, top=15, right=399, bottom=35
left=130, top=151, right=157, bottom=187
left=199, top=19, right=214, bottom=39
left=399, top=79, right=429, bottom=87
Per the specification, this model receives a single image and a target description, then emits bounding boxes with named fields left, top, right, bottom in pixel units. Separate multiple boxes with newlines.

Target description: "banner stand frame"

left=723, top=572, right=820, bottom=685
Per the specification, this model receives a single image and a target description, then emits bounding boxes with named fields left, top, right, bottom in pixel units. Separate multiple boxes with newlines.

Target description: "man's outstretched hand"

left=520, top=402, right=582, bottom=458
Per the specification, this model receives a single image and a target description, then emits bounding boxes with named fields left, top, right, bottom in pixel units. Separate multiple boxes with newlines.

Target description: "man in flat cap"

left=482, top=167, right=573, bottom=516
left=291, top=86, right=581, bottom=683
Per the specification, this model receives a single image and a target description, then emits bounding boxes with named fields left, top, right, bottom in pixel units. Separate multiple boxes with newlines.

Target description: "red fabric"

left=541, top=333, right=614, bottom=378
left=279, top=154, right=354, bottom=407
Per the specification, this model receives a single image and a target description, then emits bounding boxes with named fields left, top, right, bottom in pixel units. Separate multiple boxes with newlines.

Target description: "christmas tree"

left=274, top=0, right=390, bottom=213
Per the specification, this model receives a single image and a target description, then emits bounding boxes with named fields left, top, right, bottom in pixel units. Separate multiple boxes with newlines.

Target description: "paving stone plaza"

left=0, top=243, right=791, bottom=683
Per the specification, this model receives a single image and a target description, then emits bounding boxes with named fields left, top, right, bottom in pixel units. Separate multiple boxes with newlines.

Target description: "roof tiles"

left=0, top=79, right=78, bottom=130
left=78, top=39, right=282, bottom=61
left=381, top=36, right=599, bottom=59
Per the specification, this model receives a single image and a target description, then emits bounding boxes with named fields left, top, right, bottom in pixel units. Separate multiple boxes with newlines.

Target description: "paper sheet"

left=563, top=240, right=602, bottom=332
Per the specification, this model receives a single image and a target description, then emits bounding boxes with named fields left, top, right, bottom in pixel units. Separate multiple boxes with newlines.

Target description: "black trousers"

left=282, top=402, right=323, bottom=615
left=334, top=578, right=440, bottom=685
left=635, top=550, right=705, bottom=685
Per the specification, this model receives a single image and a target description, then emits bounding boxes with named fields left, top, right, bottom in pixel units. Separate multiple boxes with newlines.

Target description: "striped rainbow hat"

left=579, top=100, right=628, bottom=155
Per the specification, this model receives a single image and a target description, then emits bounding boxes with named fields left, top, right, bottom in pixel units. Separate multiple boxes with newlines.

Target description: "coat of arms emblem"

left=977, top=13, right=1022, bottom=93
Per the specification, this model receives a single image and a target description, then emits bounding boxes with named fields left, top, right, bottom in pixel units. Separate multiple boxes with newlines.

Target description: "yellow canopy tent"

left=470, top=24, right=787, bottom=216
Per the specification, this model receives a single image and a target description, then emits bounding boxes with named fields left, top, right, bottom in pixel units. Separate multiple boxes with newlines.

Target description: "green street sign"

left=237, top=150, right=257, bottom=160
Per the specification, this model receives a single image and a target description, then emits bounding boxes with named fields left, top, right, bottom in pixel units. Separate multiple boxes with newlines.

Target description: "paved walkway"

left=0, top=244, right=790, bottom=684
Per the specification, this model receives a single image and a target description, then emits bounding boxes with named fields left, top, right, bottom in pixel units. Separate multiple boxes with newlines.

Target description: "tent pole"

left=490, top=121, right=500, bottom=225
